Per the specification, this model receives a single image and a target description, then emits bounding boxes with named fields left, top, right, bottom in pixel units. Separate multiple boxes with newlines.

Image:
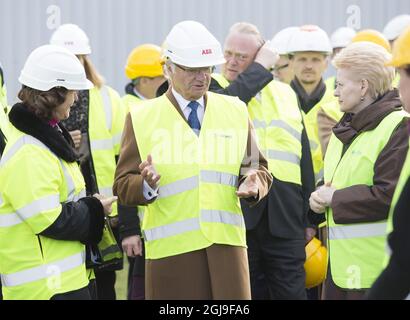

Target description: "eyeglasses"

left=174, top=64, right=214, bottom=75
left=271, top=64, right=289, bottom=72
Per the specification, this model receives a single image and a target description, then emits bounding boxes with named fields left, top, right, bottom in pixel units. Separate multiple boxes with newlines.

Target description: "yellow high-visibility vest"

left=122, top=94, right=142, bottom=114
left=324, top=110, right=407, bottom=289
left=0, top=125, right=88, bottom=300
left=89, top=86, right=125, bottom=217
left=131, top=92, right=249, bottom=259
left=212, top=74, right=303, bottom=185
left=302, top=84, right=342, bottom=182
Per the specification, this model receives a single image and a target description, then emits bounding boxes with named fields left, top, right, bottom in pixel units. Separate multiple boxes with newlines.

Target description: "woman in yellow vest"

left=0, top=45, right=117, bottom=300
left=50, top=24, right=125, bottom=299
left=309, top=42, right=409, bottom=299
left=367, top=26, right=410, bottom=300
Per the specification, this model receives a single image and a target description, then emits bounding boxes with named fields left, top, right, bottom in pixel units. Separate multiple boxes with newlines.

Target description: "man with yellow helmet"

left=123, top=44, right=166, bottom=112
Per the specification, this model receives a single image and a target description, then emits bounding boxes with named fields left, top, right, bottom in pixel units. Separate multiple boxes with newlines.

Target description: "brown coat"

left=113, top=89, right=272, bottom=207
left=329, top=89, right=409, bottom=224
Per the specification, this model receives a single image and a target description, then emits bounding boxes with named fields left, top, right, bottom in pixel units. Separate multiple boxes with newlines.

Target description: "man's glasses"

left=271, top=64, right=289, bottom=72
left=174, top=64, right=214, bottom=75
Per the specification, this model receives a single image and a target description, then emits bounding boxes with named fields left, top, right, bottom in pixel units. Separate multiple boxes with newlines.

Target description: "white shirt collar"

left=171, top=88, right=204, bottom=112
left=133, top=88, right=147, bottom=100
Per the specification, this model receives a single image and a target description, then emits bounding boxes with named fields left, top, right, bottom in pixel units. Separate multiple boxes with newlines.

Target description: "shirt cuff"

left=143, top=180, right=159, bottom=200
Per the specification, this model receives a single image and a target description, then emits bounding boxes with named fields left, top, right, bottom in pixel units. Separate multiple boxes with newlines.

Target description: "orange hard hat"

left=304, top=237, right=328, bottom=288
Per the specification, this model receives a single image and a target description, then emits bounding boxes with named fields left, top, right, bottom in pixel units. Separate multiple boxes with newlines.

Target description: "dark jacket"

left=8, top=103, right=105, bottom=245
left=330, top=89, right=409, bottom=224
left=211, top=64, right=315, bottom=239
left=366, top=161, right=410, bottom=300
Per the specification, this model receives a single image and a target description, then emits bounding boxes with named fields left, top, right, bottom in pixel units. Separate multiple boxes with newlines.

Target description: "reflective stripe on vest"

left=60, top=159, right=86, bottom=202
left=0, top=251, right=85, bottom=287
left=158, top=171, right=238, bottom=199
left=99, top=186, right=114, bottom=198
left=329, top=222, right=387, bottom=240
left=0, top=135, right=84, bottom=227
left=0, top=194, right=60, bottom=227
left=253, top=119, right=301, bottom=142
left=265, top=149, right=300, bottom=165
left=100, top=86, right=112, bottom=132
left=100, top=245, right=119, bottom=257
left=143, top=210, right=245, bottom=242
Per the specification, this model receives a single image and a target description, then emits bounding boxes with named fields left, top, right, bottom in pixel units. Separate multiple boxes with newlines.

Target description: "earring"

left=360, top=96, right=365, bottom=101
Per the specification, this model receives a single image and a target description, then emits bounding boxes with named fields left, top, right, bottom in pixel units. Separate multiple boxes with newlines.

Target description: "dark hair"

left=18, top=86, right=70, bottom=121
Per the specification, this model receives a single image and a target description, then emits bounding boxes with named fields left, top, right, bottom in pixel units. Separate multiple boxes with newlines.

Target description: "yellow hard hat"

left=386, top=26, right=410, bottom=67
left=304, top=237, right=328, bottom=289
left=125, top=44, right=164, bottom=80
left=351, top=29, right=392, bottom=53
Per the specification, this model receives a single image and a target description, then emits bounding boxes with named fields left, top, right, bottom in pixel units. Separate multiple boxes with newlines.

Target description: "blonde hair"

left=332, top=42, right=395, bottom=99
left=227, top=22, right=265, bottom=47
left=78, top=55, right=105, bottom=89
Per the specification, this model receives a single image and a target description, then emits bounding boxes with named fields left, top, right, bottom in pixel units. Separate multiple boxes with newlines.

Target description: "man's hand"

left=69, top=130, right=82, bottom=149
left=254, top=40, right=280, bottom=70
left=139, top=154, right=161, bottom=189
left=93, top=194, right=118, bottom=216
left=122, top=235, right=142, bottom=257
left=305, top=227, right=317, bottom=244
left=236, top=172, right=259, bottom=199
left=317, top=183, right=336, bottom=207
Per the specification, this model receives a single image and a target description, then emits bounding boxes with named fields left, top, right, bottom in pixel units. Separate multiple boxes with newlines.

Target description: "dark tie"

left=187, top=101, right=201, bottom=135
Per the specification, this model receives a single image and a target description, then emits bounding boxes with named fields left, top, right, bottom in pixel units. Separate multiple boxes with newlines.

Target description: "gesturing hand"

left=236, top=172, right=259, bottom=199
left=139, top=154, right=161, bottom=189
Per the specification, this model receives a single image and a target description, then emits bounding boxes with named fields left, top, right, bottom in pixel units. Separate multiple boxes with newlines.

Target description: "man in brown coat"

left=113, top=21, right=272, bottom=300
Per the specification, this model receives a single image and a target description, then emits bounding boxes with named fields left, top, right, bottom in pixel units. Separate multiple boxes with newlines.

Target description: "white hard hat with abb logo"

left=50, top=24, right=91, bottom=55
left=287, top=25, right=332, bottom=54
left=19, top=45, right=93, bottom=91
left=163, top=20, right=225, bottom=68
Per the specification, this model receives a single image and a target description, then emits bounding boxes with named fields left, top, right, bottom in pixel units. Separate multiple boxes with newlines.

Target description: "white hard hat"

left=330, top=27, right=356, bottom=49
left=19, top=45, right=93, bottom=91
left=383, top=14, right=410, bottom=41
left=287, top=25, right=332, bottom=54
left=271, top=27, right=298, bottom=55
left=163, top=20, right=225, bottom=68
left=50, top=24, right=91, bottom=55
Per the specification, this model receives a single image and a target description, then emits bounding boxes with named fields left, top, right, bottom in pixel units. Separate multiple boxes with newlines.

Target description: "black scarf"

left=8, top=103, right=78, bottom=162
left=290, top=77, right=327, bottom=114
